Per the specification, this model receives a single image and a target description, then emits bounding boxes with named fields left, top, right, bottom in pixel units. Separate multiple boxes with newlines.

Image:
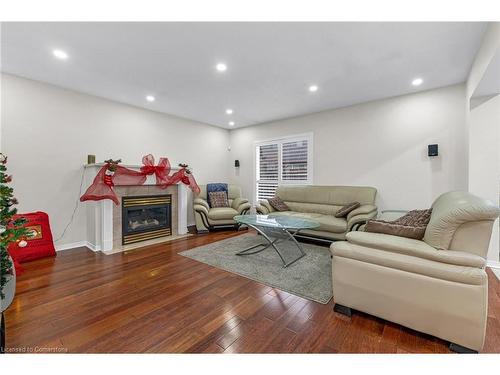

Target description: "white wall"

left=1, top=73, right=230, bottom=248
left=228, top=84, right=467, bottom=211
left=0, top=74, right=472, bottom=252
left=469, top=95, right=500, bottom=262
left=466, top=23, right=500, bottom=265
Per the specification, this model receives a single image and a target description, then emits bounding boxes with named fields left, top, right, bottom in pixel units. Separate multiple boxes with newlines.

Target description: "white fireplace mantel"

left=84, top=164, right=188, bottom=252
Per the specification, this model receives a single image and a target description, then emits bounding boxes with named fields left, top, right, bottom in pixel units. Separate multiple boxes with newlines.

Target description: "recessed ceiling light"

left=308, top=85, right=318, bottom=92
left=226, top=109, right=233, bottom=115
left=52, top=49, right=68, bottom=60
left=216, top=63, right=227, bottom=72
left=146, top=95, right=155, bottom=102
left=412, top=78, right=423, bottom=86
left=229, top=121, right=235, bottom=126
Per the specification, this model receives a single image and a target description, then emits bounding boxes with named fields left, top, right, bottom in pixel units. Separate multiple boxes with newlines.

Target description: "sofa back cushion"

left=276, top=185, right=376, bottom=207
left=424, top=191, right=500, bottom=256
left=285, top=202, right=340, bottom=215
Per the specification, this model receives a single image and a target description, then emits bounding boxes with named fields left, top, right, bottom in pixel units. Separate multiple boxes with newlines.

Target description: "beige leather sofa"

left=193, top=185, right=251, bottom=233
left=331, top=191, right=500, bottom=353
left=256, top=185, right=377, bottom=241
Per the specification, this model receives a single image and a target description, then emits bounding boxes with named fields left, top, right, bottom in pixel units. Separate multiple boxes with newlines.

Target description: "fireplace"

left=122, top=195, right=172, bottom=245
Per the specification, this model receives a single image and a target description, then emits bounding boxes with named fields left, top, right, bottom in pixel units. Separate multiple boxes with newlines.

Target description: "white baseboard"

left=85, top=242, right=101, bottom=252
left=55, top=241, right=100, bottom=252
left=487, top=260, right=500, bottom=269
left=55, top=241, right=86, bottom=251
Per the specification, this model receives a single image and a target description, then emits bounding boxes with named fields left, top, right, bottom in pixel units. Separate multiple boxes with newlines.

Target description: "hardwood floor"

left=4, top=230, right=500, bottom=353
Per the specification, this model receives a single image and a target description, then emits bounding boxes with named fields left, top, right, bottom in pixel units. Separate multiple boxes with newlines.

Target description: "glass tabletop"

left=234, top=214, right=320, bottom=230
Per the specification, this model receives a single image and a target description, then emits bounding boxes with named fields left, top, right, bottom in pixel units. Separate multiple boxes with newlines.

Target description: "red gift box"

left=8, top=211, right=56, bottom=273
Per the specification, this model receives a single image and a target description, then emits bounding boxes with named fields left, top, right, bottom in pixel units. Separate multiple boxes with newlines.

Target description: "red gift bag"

left=8, top=212, right=56, bottom=270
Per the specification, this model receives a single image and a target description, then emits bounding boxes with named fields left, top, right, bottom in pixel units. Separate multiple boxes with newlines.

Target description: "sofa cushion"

left=207, top=207, right=239, bottom=220
left=346, top=231, right=486, bottom=268
left=335, top=202, right=361, bottom=218
left=271, top=211, right=347, bottom=233
left=315, top=215, right=348, bottom=233
left=208, top=191, right=229, bottom=208
left=267, top=196, right=290, bottom=211
left=331, top=240, right=486, bottom=285
left=285, top=201, right=339, bottom=215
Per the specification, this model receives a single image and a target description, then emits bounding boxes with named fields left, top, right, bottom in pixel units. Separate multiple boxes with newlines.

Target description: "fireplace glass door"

left=122, top=195, right=172, bottom=245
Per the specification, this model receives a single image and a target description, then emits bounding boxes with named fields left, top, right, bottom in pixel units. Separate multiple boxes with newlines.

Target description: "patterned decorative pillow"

left=267, top=196, right=289, bottom=212
left=393, top=209, right=433, bottom=227
left=364, top=208, right=432, bottom=240
left=364, top=220, right=427, bottom=240
left=208, top=191, right=229, bottom=208
left=335, top=202, right=361, bottom=218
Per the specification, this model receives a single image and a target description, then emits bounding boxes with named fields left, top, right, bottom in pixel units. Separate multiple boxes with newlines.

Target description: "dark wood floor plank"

left=4, top=230, right=500, bottom=353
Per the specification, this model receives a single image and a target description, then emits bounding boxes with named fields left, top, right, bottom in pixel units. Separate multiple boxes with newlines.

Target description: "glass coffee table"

left=233, top=214, right=320, bottom=268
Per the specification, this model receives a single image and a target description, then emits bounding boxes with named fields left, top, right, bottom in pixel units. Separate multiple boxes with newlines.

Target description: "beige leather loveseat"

left=331, top=191, right=500, bottom=353
left=193, top=185, right=251, bottom=233
left=256, top=185, right=377, bottom=241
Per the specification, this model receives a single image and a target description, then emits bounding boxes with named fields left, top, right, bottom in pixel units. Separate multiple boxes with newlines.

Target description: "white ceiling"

left=1, top=22, right=487, bottom=129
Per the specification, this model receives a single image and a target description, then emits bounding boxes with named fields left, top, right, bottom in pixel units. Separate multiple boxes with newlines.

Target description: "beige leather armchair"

left=331, top=191, right=500, bottom=353
left=193, top=185, right=251, bottom=233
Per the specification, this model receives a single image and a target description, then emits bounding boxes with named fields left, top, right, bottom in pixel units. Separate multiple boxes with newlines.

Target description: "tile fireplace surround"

left=84, top=164, right=188, bottom=253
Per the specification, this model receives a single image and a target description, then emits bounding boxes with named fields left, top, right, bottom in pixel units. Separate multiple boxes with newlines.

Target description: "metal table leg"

left=236, top=224, right=306, bottom=268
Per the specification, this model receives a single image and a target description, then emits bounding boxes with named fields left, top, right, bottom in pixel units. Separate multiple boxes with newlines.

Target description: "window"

left=255, top=133, right=313, bottom=201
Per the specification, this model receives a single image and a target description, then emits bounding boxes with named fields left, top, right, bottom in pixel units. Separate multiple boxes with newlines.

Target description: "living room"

left=1, top=0, right=500, bottom=372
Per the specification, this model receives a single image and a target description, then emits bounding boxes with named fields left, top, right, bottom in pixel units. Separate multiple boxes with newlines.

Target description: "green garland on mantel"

left=0, top=153, right=28, bottom=300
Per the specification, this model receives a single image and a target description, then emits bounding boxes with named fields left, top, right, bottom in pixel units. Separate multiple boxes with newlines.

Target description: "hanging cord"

left=54, top=167, right=86, bottom=243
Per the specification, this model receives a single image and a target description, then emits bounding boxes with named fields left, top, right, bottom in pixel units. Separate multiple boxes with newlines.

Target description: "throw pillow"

left=208, top=191, right=229, bottom=208
left=393, top=209, right=433, bottom=227
left=364, top=208, right=432, bottom=240
left=267, top=196, right=290, bottom=212
left=364, top=220, right=427, bottom=240
left=335, top=202, right=361, bottom=218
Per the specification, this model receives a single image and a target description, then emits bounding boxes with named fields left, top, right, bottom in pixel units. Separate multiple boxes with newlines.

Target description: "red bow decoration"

left=80, top=155, right=200, bottom=205
left=140, top=154, right=171, bottom=187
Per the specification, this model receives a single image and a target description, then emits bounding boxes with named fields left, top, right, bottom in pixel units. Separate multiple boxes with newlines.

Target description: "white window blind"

left=255, top=134, right=312, bottom=201
left=282, top=139, right=309, bottom=181
left=256, top=143, right=279, bottom=200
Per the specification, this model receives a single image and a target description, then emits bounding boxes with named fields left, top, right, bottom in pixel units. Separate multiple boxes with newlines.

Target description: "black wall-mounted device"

left=235, top=160, right=240, bottom=168
left=428, top=144, right=438, bottom=157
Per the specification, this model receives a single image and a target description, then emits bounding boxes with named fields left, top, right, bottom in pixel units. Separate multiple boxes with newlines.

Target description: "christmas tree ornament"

left=18, top=240, right=28, bottom=248
left=0, top=225, right=6, bottom=234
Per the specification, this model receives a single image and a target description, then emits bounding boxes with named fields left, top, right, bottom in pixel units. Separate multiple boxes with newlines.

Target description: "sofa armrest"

left=237, top=202, right=252, bottom=215
left=231, top=197, right=249, bottom=210
left=347, top=204, right=377, bottom=230
left=255, top=200, right=275, bottom=215
left=194, top=199, right=209, bottom=217
left=194, top=198, right=209, bottom=210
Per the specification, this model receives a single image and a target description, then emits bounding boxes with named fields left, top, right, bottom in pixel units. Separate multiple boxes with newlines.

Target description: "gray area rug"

left=179, top=233, right=333, bottom=304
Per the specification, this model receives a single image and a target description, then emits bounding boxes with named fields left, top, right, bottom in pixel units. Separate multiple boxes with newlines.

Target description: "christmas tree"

left=0, top=153, right=27, bottom=299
